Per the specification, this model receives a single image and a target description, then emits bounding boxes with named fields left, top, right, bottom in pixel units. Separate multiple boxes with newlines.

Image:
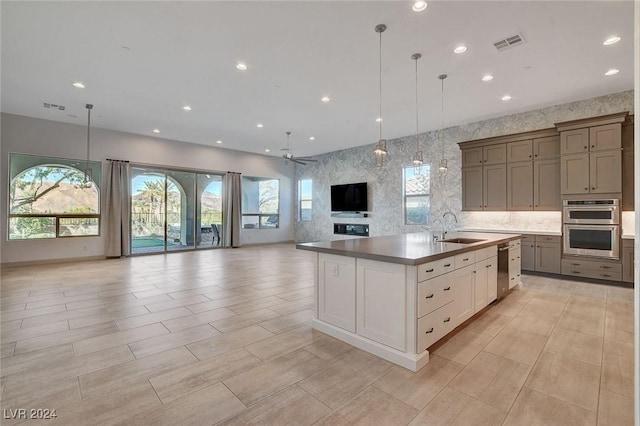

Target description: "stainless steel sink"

left=439, top=238, right=486, bottom=244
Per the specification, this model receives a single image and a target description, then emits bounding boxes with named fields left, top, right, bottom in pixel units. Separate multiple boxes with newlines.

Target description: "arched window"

left=9, top=154, right=101, bottom=239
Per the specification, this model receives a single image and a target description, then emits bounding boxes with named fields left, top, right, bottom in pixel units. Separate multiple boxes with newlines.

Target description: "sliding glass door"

left=131, top=167, right=223, bottom=255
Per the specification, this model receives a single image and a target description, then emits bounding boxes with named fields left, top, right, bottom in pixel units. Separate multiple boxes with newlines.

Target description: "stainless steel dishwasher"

left=497, top=242, right=510, bottom=299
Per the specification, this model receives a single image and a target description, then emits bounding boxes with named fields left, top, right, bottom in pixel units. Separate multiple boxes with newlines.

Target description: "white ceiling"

left=1, top=1, right=634, bottom=158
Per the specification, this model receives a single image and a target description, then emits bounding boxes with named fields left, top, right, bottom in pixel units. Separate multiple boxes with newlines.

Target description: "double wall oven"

left=562, top=199, right=620, bottom=259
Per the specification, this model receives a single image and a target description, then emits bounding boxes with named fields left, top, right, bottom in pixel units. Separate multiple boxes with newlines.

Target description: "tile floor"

left=0, top=244, right=635, bottom=425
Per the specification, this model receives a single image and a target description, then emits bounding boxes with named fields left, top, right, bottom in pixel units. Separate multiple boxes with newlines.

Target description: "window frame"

left=403, top=165, right=430, bottom=225
left=297, top=178, right=312, bottom=222
left=8, top=153, right=102, bottom=240
left=241, top=176, right=280, bottom=230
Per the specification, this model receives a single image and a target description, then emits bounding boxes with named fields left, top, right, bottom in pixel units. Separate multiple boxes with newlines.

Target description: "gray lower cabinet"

left=521, top=241, right=535, bottom=271
left=535, top=241, right=562, bottom=274
left=622, top=239, right=634, bottom=283
left=562, top=258, right=622, bottom=281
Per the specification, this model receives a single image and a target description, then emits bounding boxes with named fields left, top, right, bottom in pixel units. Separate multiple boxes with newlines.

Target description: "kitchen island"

left=297, top=231, right=521, bottom=372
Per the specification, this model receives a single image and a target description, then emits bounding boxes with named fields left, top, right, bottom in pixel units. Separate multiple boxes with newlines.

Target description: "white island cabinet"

left=299, top=232, right=518, bottom=372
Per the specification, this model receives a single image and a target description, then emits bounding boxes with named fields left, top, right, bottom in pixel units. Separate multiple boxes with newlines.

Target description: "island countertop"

left=296, top=231, right=521, bottom=265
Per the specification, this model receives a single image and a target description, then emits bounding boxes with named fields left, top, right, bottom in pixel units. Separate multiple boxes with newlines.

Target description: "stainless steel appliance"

left=497, top=242, right=510, bottom=299
left=562, top=199, right=620, bottom=259
left=563, top=199, right=619, bottom=225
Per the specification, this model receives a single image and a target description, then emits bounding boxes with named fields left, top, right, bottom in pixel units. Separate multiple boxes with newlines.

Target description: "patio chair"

left=211, top=224, right=221, bottom=246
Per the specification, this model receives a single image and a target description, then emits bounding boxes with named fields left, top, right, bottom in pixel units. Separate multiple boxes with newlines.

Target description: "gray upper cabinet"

left=589, top=123, right=621, bottom=152
left=483, top=164, right=506, bottom=210
left=533, top=136, right=560, bottom=159
left=560, top=153, right=590, bottom=195
left=462, top=166, right=483, bottom=211
left=560, top=128, right=589, bottom=155
left=622, top=119, right=634, bottom=210
left=590, top=150, right=622, bottom=193
left=534, top=158, right=561, bottom=210
left=462, top=147, right=483, bottom=168
left=507, top=162, right=533, bottom=210
left=507, top=140, right=532, bottom=162
left=483, top=145, right=507, bottom=165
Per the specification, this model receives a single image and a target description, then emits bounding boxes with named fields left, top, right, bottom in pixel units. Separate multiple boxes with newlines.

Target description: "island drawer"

left=418, top=273, right=455, bottom=318
left=454, top=251, right=476, bottom=269
left=417, top=301, right=454, bottom=352
left=521, top=235, right=535, bottom=243
left=475, top=245, right=497, bottom=261
left=417, top=256, right=455, bottom=282
left=537, top=235, right=561, bottom=244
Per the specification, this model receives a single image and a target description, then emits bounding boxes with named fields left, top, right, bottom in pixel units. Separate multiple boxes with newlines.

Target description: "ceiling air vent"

left=493, top=33, right=525, bottom=52
left=43, top=102, right=65, bottom=111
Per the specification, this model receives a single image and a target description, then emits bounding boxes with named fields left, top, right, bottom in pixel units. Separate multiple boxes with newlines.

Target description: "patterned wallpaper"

left=294, top=90, right=634, bottom=243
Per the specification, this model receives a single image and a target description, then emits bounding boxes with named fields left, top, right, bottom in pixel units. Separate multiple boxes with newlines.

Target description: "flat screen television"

left=331, top=182, right=368, bottom=212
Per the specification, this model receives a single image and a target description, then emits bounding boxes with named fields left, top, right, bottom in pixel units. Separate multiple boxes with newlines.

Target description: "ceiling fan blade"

left=290, top=158, right=306, bottom=165
left=296, top=157, right=318, bottom=162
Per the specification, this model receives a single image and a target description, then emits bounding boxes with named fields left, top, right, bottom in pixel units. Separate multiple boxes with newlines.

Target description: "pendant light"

left=82, top=104, right=94, bottom=188
left=437, top=74, right=448, bottom=177
left=411, top=53, right=423, bottom=173
left=373, top=24, right=387, bottom=167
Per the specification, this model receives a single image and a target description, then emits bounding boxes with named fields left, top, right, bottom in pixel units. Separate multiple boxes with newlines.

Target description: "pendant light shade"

left=411, top=53, right=423, bottom=173
left=373, top=24, right=387, bottom=167
left=437, top=74, right=448, bottom=177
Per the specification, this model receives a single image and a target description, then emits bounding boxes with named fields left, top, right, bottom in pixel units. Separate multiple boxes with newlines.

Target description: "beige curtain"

left=222, top=172, right=242, bottom=248
left=105, top=160, right=131, bottom=257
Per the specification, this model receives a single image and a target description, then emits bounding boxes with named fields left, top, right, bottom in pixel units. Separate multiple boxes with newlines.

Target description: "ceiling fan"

left=281, top=131, right=317, bottom=165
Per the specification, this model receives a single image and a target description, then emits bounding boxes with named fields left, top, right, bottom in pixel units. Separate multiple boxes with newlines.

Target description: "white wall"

left=1, top=113, right=295, bottom=264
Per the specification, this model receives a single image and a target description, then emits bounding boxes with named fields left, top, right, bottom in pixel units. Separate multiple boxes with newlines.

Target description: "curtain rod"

left=107, top=158, right=129, bottom=163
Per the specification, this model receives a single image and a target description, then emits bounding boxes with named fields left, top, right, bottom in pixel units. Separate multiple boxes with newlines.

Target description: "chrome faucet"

left=443, top=211, right=458, bottom=234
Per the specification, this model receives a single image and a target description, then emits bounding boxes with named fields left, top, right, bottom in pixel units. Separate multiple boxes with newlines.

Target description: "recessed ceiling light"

left=236, top=63, right=247, bottom=71
left=603, top=36, right=621, bottom=46
left=309, top=136, right=315, bottom=141
left=412, top=1, right=428, bottom=12
left=152, top=129, right=160, bottom=133
left=216, top=140, right=222, bottom=144
left=183, top=105, right=192, bottom=111
left=376, top=117, right=383, bottom=123
left=264, top=148, right=270, bottom=152
left=72, top=82, right=85, bottom=88
left=454, top=46, right=467, bottom=54
left=321, top=96, right=330, bottom=103
left=482, top=75, right=494, bottom=82
left=605, top=68, right=619, bottom=76
left=501, top=95, right=512, bottom=101
left=257, top=123, right=264, bottom=128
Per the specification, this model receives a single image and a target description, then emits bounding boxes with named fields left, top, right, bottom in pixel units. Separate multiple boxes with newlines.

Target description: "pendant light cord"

left=415, top=57, right=419, bottom=150
left=85, top=104, right=93, bottom=179
left=378, top=28, right=383, bottom=141
left=440, top=76, right=445, bottom=159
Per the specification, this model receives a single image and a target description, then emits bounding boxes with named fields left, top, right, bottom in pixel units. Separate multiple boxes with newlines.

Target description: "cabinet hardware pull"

left=517, top=256, right=520, bottom=259
left=584, top=188, right=588, bottom=190
left=443, top=317, right=451, bottom=323
left=534, top=154, right=538, bottom=157
left=486, top=265, right=491, bottom=268
left=600, top=265, right=611, bottom=269
left=591, top=145, right=595, bottom=148
left=570, top=263, right=580, bottom=266
left=592, top=187, right=595, bottom=190
left=444, top=286, right=451, bottom=291
left=444, top=263, right=451, bottom=267
left=463, top=258, right=469, bottom=261
left=571, top=270, right=581, bottom=274
left=584, top=146, right=587, bottom=149
left=425, top=268, right=434, bottom=273
left=601, top=274, right=611, bottom=278
left=529, top=155, right=531, bottom=158
left=426, top=294, right=434, bottom=299
left=425, top=328, right=434, bottom=334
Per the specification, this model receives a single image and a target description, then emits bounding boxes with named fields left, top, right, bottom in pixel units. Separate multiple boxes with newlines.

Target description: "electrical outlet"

left=332, top=264, right=339, bottom=277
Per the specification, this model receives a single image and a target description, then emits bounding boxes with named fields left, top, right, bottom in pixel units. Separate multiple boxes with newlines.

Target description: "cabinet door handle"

left=534, top=154, right=538, bottom=157
left=426, top=294, right=434, bottom=299
left=601, top=274, right=611, bottom=278
left=591, top=145, right=595, bottom=148
left=584, top=146, right=587, bottom=149
left=592, top=187, right=595, bottom=190
left=529, top=155, right=532, bottom=158
left=444, top=263, right=451, bottom=267
left=425, top=268, right=434, bottom=273
left=571, top=270, right=581, bottom=274
left=570, top=262, right=580, bottom=266
left=463, top=258, right=469, bottom=261
left=443, top=286, right=451, bottom=291
left=486, top=264, right=491, bottom=268
left=600, top=265, right=611, bottom=269
left=443, top=317, right=451, bottom=323
left=425, top=328, right=434, bottom=334
left=584, top=188, right=588, bottom=191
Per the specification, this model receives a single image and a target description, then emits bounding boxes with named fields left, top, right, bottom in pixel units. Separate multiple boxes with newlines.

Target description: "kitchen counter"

left=297, top=231, right=520, bottom=265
